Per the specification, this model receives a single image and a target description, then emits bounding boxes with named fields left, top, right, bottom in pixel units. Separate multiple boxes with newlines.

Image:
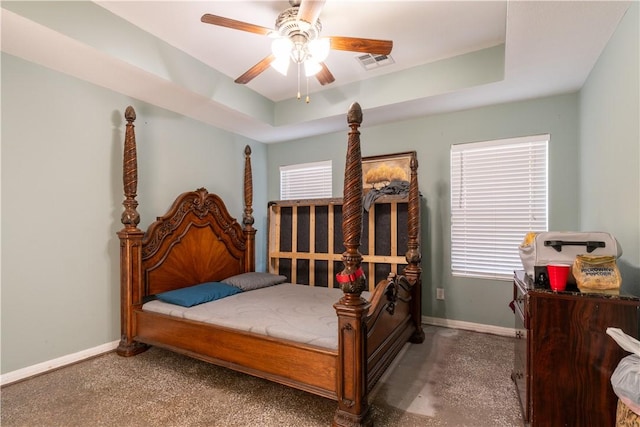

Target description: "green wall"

left=268, top=94, right=580, bottom=328
left=580, top=2, right=640, bottom=289
left=1, top=54, right=267, bottom=374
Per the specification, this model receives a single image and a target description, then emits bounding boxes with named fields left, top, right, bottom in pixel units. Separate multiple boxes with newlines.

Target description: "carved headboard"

left=141, top=188, right=249, bottom=296
left=118, top=106, right=256, bottom=300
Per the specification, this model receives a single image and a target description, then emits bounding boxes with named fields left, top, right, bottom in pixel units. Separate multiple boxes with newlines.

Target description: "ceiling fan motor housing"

left=275, top=6, right=325, bottom=64
left=276, top=7, right=322, bottom=42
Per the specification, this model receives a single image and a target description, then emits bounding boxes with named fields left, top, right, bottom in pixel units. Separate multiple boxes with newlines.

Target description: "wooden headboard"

left=118, top=106, right=256, bottom=304
left=141, top=188, right=249, bottom=295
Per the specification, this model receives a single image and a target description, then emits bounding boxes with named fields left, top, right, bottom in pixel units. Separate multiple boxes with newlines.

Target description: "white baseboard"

left=423, top=316, right=515, bottom=337
left=1, top=340, right=119, bottom=387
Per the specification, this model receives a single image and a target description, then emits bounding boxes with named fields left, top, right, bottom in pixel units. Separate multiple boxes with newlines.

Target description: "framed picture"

left=362, top=151, right=415, bottom=191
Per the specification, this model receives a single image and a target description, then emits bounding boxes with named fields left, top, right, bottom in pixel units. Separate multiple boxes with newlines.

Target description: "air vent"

left=356, top=53, right=395, bottom=70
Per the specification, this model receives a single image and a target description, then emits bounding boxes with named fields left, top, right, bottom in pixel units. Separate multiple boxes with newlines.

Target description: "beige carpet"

left=1, top=326, right=523, bottom=426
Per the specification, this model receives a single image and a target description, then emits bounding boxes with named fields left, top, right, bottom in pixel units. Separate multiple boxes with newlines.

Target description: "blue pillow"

left=156, top=282, right=241, bottom=307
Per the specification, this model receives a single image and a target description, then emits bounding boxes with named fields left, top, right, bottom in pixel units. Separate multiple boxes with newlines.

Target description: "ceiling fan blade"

left=201, top=14, right=273, bottom=36
left=315, top=62, right=335, bottom=86
left=234, top=54, right=276, bottom=84
left=297, top=0, right=326, bottom=25
left=330, top=36, right=393, bottom=55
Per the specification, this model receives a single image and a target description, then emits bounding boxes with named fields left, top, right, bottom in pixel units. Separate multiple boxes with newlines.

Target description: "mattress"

left=143, top=283, right=371, bottom=350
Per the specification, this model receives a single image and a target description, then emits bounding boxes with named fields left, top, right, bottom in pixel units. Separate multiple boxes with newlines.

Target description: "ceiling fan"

left=201, top=0, right=393, bottom=88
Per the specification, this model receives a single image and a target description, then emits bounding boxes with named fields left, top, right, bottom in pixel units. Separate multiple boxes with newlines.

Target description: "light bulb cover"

left=307, top=38, right=330, bottom=62
left=271, top=56, right=290, bottom=75
left=304, top=60, right=322, bottom=76
left=271, top=37, right=293, bottom=60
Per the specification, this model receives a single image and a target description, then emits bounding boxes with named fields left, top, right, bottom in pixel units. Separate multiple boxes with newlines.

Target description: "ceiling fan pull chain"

left=306, top=77, right=310, bottom=103
left=297, top=63, right=301, bottom=100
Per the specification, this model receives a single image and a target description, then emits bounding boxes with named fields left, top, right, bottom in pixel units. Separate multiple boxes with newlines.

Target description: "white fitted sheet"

left=143, top=283, right=370, bottom=350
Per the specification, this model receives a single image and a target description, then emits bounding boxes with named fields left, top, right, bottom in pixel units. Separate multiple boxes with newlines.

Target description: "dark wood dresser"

left=512, top=270, right=640, bottom=427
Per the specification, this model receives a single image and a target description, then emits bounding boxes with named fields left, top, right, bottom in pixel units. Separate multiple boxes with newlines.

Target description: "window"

left=280, top=160, right=332, bottom=200
left=450, top=135, right=548, bottom=279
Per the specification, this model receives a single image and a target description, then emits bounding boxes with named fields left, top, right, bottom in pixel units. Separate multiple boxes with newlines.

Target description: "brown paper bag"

left=573, top=254, right=621, bottom=290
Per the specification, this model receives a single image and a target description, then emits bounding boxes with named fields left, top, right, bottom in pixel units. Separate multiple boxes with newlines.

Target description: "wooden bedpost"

left=116, top=106, right=148, bottom=357
left=333, top=102, right=372, bottom=427
left=242, top=145, right=256, bottom=272
left=404, top=153, right=425, bottom=343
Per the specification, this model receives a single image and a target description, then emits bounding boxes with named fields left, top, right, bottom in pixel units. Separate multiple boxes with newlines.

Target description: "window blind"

left=280, top=160, right=332, bottom=200
left=450, top=135, right=548, bottom=279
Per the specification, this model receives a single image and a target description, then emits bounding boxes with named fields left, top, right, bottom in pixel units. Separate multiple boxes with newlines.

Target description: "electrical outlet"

left=436, top=288, right=445, bottom=300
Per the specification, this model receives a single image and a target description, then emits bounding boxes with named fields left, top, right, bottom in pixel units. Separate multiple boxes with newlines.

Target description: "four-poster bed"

left=116, top=102, right=424, bottom=426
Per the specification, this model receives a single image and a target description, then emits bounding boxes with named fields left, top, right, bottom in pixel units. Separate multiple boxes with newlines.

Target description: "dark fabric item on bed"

left=156, top=282, right=242, bottom=307
left=363, top=179, right=423, bottom=211
left=222, top=272, right=287, bottom=291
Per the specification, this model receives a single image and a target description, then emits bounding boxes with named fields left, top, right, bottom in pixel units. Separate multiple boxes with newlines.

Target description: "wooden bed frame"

left=117, top=103, right=424, bottom=427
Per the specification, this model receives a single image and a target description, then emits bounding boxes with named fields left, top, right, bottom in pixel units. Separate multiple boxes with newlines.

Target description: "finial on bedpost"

left=243, top=145, right=256, bottom=272
left=337, top=102, right=366, bottom=300
left=243, top=145, right=255, bottom=230
left=121, top=106, right=140, bottom=229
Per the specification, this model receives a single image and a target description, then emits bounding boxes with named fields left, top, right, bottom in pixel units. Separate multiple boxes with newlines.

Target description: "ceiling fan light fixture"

left=304, top=60, right=322, bottom=77
left=291, top=39, right=307, bottom=63
left=308, top=38, right=330, bottom=62
left=271, top=56, right=290, bottom=76
left=201, top=1, right=393, bottom=93
left=272, top=37, right=293, bottom=61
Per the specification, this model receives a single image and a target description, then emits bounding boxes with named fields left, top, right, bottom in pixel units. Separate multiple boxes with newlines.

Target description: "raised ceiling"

left=1, top=1, right=632, bottom=143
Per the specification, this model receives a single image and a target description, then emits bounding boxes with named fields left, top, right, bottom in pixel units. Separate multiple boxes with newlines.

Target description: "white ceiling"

left=98, top=0, right=509, bottom=102
left=1, top=1, right=632, bottom=143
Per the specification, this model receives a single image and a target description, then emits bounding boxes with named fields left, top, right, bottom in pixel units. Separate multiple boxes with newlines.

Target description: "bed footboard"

left=333, top=103, right=424, bottom=427
left=365, top=273, right=416, bottom=390
left=332, top=103, right=423, bottom=427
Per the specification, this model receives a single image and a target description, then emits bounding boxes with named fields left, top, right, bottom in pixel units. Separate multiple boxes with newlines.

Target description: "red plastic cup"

left=547, top=263, right=571, bottom=291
